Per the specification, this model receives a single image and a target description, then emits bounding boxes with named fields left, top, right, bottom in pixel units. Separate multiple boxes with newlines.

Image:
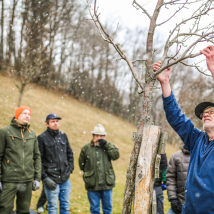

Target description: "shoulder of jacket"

left=0, top=125, right=12, bottom=135
left=29, top=128, right=36, bottom=135
left=82, top=143, right=91, bottom=150
left=59, top=131, right=67, bottom=136
left=38, top=130, right=48, bottom=138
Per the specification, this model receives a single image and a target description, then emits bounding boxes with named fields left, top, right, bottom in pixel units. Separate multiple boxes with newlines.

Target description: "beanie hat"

left=15, top=106, right=32, bottom=119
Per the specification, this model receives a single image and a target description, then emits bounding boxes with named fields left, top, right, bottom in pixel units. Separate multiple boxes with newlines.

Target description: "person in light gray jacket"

left=166, top=145, right=190, bottom=214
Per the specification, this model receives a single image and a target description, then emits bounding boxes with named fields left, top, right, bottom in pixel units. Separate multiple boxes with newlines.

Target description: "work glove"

left=32, top=180, right=40, bottom=191
left=171, top=199, right=182, bottom=214
left=98, top=139, right=107, bottom=147
left=161, top=182, right=166, bottom=191
left=0, top=182, right=2, bottom=193
left=43, top=177, right=57, bottom=190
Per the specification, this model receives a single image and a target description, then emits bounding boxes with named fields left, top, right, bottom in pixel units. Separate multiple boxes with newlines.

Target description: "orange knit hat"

left=15, top=106, right=32, bottom=119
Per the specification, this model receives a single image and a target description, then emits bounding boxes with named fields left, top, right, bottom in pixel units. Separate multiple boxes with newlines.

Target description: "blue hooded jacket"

left=163, top=92, right=214, bottom=214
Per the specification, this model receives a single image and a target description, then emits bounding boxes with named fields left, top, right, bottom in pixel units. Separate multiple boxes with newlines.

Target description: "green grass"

left=0, top=75, right=179, bottom=213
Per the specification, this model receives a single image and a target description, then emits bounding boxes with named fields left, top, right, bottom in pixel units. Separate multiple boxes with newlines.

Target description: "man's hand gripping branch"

left=153, top=61, right=172, bottom=97
left=200, top=45, right=214, bottom=77
left=153, top=45, right=214, bottom=97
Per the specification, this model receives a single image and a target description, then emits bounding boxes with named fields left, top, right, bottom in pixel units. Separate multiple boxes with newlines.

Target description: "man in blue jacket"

left=153, top=45, right=214, bottom=214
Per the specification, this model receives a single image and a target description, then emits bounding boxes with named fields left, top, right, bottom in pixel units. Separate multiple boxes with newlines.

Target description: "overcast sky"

left=84, top=0, right=213, bottom=72
left=86, top=0, right=212, bottom=68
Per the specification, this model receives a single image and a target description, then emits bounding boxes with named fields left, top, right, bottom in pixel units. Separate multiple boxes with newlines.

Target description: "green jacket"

left=79, top=141, right=119, bottom=191
left=0, top=118, right=41, bottom=182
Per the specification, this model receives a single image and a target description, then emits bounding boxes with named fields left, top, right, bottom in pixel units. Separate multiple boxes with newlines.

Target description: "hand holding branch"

left=200, top=45, right=214, bottom=78
left=153, top=61, right=172, bottom=97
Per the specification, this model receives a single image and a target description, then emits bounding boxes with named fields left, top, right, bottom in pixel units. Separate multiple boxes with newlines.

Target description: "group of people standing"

left=0, top=107, right=119, bottom=214
left=0, top=45, right=214, bottom=214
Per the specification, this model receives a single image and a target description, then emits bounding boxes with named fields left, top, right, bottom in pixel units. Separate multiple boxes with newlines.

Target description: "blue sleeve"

left=163, top=91, right=202, bottom=151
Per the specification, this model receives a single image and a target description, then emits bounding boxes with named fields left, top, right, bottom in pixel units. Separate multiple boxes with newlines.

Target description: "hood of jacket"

left=182, top=145, right=190, bottom=155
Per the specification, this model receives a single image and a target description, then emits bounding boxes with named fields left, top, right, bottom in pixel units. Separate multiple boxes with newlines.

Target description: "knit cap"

left=15, top=106, right=31, bottom=119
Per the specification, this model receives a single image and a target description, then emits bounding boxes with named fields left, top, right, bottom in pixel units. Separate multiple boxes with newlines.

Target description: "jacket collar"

left=10, top=117, right=30, bottom=130
left=47, top=127, right=59, bottom=137
left=90, top=139, right=99, bottom=147
left=182, top=145, right=190, bottom=155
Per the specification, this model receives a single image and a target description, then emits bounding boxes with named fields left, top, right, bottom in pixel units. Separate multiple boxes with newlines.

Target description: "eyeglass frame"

left=21, top=112, right=31, bottom=116
left=200, top=108, right=214, bottom=119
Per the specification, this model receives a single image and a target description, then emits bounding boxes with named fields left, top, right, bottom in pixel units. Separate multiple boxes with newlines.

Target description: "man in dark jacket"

left=166, top=145, right=190, bottom=214
left=153, top=45, right=214, bottom=214
left=38, top=113, right=74, bottom=214
left=79, top=124, right=120, bottom=214
left=154, top=153, right=168, bottom=214
left=0, top=106, right=41, bottom=214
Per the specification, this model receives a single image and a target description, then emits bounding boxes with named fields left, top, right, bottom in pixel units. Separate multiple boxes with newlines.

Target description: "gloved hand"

left=161, top=182, right=166, bottom=191
left=98, top=139, right=107, bottom=147
left=171, top=199, right=182, bottom=214
left=0, top=182, right=2, bottom=193
left=32, top=180, right=40, bottom=191
left=43, top=177, right=57, bottom=190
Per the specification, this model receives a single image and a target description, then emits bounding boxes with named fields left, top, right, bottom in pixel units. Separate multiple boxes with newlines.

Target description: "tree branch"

left=133, top=0, right=152, bottom=20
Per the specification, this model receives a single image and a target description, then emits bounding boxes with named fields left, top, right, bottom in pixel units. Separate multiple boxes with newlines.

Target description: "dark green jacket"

left=79, top=141, right=119, bottom=191
left=0, top=118, right=41, bottom=182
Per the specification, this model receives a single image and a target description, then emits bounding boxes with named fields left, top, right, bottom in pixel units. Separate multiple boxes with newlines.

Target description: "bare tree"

left=7, top=0, right=52, bottom=106
left=0, top=0, right=4, bottom=70
left=85, top=0, right=214, bottom=213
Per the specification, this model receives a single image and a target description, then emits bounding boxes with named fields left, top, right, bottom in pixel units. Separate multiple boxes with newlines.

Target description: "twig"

left=157, top=0, right=188, bottom=26
left=133, top=0, right=152, bottom=20
left=132, top=59, right=146, bottom=63
left=112, top=23, right=119, bottom=41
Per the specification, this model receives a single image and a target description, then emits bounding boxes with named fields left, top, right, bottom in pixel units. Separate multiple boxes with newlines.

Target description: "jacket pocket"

left=105, top=168, right=115, bottom=186
left=83, top=170, right=95, bottom=188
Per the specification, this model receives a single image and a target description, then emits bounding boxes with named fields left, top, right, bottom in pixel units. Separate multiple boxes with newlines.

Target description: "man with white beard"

left=153, top=45, right=214, bottom=214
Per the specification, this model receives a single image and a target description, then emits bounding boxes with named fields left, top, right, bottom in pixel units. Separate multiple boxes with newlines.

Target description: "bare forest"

left=0, top=0, right=213, bottom=146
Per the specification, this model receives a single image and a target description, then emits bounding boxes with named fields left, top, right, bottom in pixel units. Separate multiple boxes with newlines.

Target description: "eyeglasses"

left=200, top=109, right=214, bottom=119
left=21, top=112, right=31, bottom=116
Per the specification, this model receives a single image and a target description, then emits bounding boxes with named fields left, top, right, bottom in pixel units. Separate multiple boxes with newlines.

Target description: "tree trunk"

left=134, top=124, right=161, bottom=213
left=0, top=0, right=4, bottom=70
left=18, top=83, right=26, bottom=107
left=122, top=82, right=154, bottom=214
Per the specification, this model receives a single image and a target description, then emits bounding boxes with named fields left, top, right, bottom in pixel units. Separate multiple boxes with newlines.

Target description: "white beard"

left=203, top=123, right=214, bottom=132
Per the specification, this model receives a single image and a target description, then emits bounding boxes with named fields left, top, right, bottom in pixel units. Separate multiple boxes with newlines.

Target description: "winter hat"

left=91, top=124, right=107, bottom=135
left=45, top=113, right=62, bottom=122
left=15, top=106, right=32, bottom=119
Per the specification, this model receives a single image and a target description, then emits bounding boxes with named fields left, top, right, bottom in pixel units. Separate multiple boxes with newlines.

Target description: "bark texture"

left=134, top=125, right=161, bottom=214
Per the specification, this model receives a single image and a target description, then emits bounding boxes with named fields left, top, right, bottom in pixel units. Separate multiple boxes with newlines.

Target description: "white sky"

left=86, top=0, right=213, bottom=69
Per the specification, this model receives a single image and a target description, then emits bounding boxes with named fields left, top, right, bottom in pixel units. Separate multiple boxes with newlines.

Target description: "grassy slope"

left=0, top=75, right=178, bottom=213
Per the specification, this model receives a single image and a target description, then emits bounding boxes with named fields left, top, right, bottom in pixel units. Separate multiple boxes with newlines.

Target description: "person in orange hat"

left=0, top=106, right=41, bottom=214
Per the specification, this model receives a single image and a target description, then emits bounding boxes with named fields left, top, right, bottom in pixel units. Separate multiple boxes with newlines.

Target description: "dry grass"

left=0, top=75, right=179, bottom=213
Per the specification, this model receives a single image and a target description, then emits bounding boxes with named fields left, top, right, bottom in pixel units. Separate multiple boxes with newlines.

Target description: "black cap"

left=195, top=102, right=214, bottom=119
left=45, top=113, right=62, bottom=122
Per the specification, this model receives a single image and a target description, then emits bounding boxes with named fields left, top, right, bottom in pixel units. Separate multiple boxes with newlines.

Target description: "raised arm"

left=153, top=61, right=201, bottom=151
left=104, top=142, right=120, bottom=161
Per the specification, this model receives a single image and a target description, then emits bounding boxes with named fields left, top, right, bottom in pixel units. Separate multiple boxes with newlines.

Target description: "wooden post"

left=158, top=132, right=168, bottom=154
left=134, top=124, right=161, bottom=214
left=152, top=190, right=157, bottom=214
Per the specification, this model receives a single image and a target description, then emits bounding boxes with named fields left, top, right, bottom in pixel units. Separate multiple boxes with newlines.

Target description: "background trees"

left=0, top=0, right=211, bottom=144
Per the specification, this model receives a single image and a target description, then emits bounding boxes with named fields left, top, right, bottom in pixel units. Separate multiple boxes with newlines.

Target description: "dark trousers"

left=0, top=182, right=32, bottom=214
left=154, top=186, right=164, bottom=214
left=37, top=185, right=47, bottom=208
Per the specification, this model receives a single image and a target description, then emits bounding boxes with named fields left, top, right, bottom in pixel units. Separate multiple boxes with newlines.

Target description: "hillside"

left=0, top=75, right=178, bottom=213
